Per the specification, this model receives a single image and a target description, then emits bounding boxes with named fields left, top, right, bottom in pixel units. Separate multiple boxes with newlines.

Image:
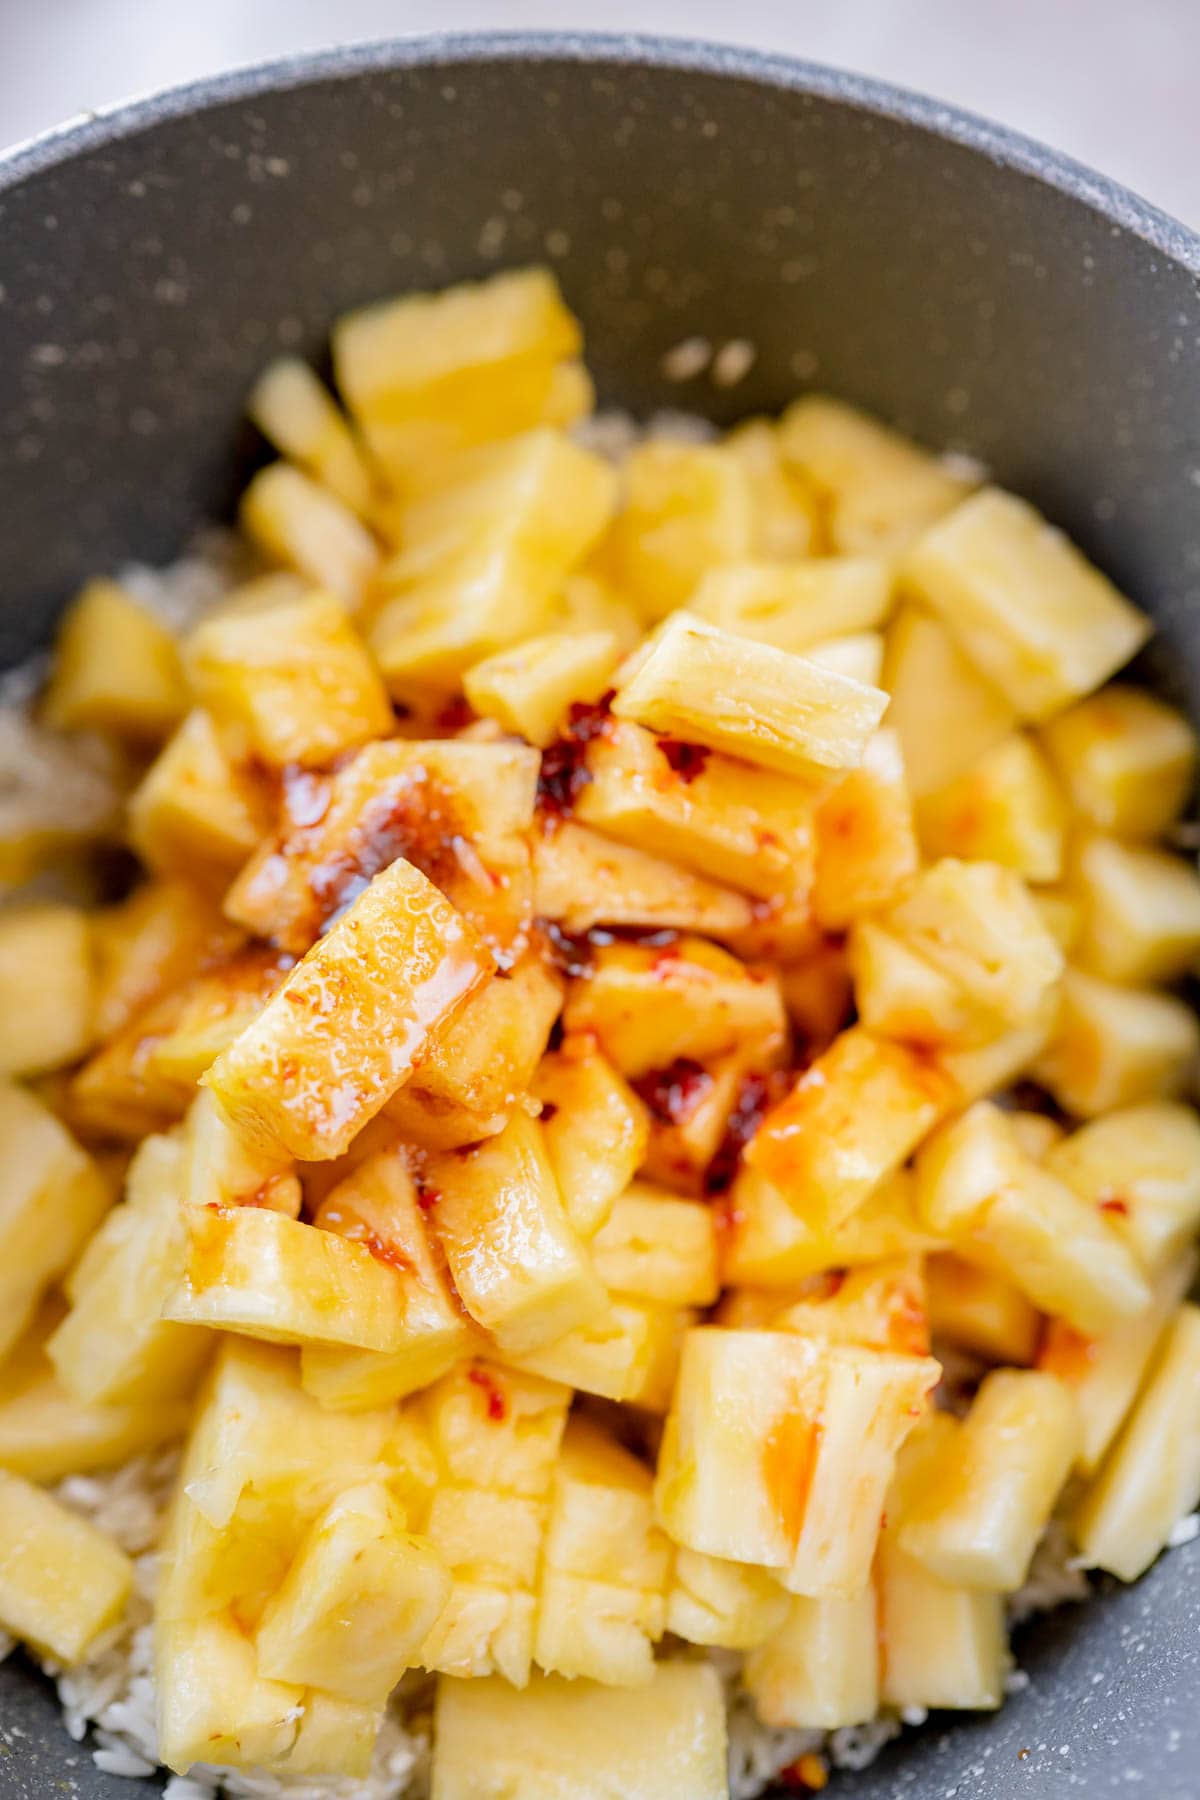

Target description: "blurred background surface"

left=2, top=0, right=1198, bottom=225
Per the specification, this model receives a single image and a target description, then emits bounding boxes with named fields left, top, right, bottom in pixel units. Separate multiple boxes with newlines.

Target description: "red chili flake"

left=1099, top=1195, right=1130, bottom=1216
left=434, top=694, right=476, bottom=733
left=705, top=1070, right=785, bottom=1194
left=308, top=776, right=474, bottom=934
left=540, top=920, right=598, bottom=979
left=778, top=1753, right=828, bottom=1791
left=539, top=1101, right=559, bottom=1123
left=657, top=737, right=711, bottom=783
left=468, top=1365, right=509, bottom=1421
left=360, top=1231, right=413, bottom=1274
left=415, top=1184, right=440, bottom=1213
left=633, top=1058, right=715, bottom=1125
left=536, top=693, right=615, bottom=824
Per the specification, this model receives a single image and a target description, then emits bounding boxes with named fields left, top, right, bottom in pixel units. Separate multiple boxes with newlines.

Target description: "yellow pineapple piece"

left=128, top=708, right=268, bottom=881
left=1039, top=684, right=1197, bottom=839
left=429, top=1662, right=728, bottom=1800
left=721, top=1166, right=941, bottom=1289
left=1044, top=1101, right=1200, bottom=1276
left=1032, top=886, right=1082, bottom=955
left=424, top=1113, right=602, bottom=1354
left=811, top=727, right=919, bottom=929
left=612, top=612, right=888, bottom=780
left=771, top=1256, right=930, bottom=1357
left=915, top=733, right=1067, bottom=882
left=666, top=1546, right=789, bottom=1650
left=92, top=880, right=241, bottom=1041
left=155, top=1613, right=305, bottom=1775
left=0, top=903, right=94, bottom=1075
left=747, top=1026, right=955, bottom=1227
left=48, top=1134, right=211, bottom=1405
left=604, top=439, right=753, bottom=620
left=1008, top=1109, right=1065, bottom=1160
left=255, top=1481, right=450, bottom=1702
left=778, top=939, right=854, bottom=1048
left=561, top=934, right=785, bottom=1080
left=503, top=1293, right=686, bottom=1405
left=779, top=395, right=974, bottom=554
left=744, top=1586, right=878, bottom=1729
left=240, top=462, right=380, bottom=608
left=0, top=1081, right=108, bottom=1363
left=1032, top=966, right=1200, bottom=1118
left=804, top=629, right=886, bottom=685
left=531, top=818, right=752, bottom=938
left=725, top=416, right=820, bottom=558
left=419, top=1359, right=569, bottom=1498
left=937, top=998, right=1059, bottom=1106
left=532, top=1036, right=649, bottom=1239
left=1068, top=834, right=1200, bottom=985
left=925, top=1253, right=1041, bottom=1365
left=207, top=859, right=491, bottom=1159
left=0, top=1467, right=132, bottom=1664
left=284, top=1691, right=382, bottom=1779
left=576, top=715, right=820, bottom=901
left=1071, top=1303, right=1200, bottom=1580
left=901, top=487, right=1150, bottom=721
left=464, top=630, right=621, bottom=747
left=187, top=588, right=392, bottom=770
left=43, top=577, right=187, bottom=741
left=549, top=569, right=644, bottom=655
left=248, top=356, right=374, bottom=515
left=690, top=556, right=892, bottom=651
left=590, top=1182, right=720, bottom=1307
left=899, top=1368, right=1079, bottom=1590
left=182, top=1089, right=299, bottom=1216
left=881, top=604, right=1017, bottom=798
left=636, top=1035, right=785, bottom=1195
left=915, top=1101, right=1150, bottom=1334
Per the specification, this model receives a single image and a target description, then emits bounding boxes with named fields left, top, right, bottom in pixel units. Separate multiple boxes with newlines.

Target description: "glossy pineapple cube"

left=531, top=819, right=752, bottom=939
left=590, top=1183, right=720, bottom=1307
left=744, top=1587, right=879, bottom=1729
left=429, top=1662, right=728, bottom=1800
left=128, top=708, right=267, bottom=881
left=1068, top=834, right=1200, bottom=985
left=43, top=577, right=187, bottom=741
left=561, top=934, right=785, bottom=1080
left=612, top=612, right=888, bottom=780
left=1039, top=685, right=1197, bottom=839
left=899, top=1368, right=1079, bottom=1590
left=183, top=1088, right=299, bottom=1216
left=207, top=859, right=491, bottom=1159
left=0, top=1468, right=132, bottom=1664
left=914, top=733, right=1067, bottom=882
left=881, top=604, right=1017, bottom=797
left=925, top=1253, right=1041, bottom=1365
left=464, top=629, right=620, bottom=747
left=418, top=1360, right=570, bottom=1499
left=1071, top=1303, right=1200, bottom=1580
left=533, top=1036, right=649, bottom=1239
left=689, top=556, right=892, bottom=651
left=240, top=462, right=380, bottom=608
left=779, top=395, right=974, bottom=555
left=0, top=1080, right=108, bottom=1362
left=503, top=1293, right=686, bottom=1404
left=747, top=1026, right=955, bottom=1227
left=255, top=1481, right=449, bottom=1702
left=936, top=998, right=1059, bottom=1106
left=604, top=439, right=753, bottom=619
left=1044, top=1101, right=1200, bottom=1276
left=92, top=880, right=241, bottom=1040
left=1033, top=967, right=1200, bottom=1118
left=772, top=1256, right=930, bottom=1357
left=811, top=727, right=919, bottom=929
left=725, top=417, right=820, bottom=558
left=901, top=487, right=1150, bottom=722
left=0, top=903, right=94, bottom=1075
left=576, top=716, right=820, bottom=901
left=248, top=356, right=374, bottom=515
left=720, top=1166, right=941, bottom=1289
left=424, top=1113, right=603, bottom=1354
left=666, top=1546, right=789, bottom=1649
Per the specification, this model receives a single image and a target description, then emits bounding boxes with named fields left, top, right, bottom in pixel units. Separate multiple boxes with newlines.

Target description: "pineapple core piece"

left=0, top=1469, right=132, bottom=1663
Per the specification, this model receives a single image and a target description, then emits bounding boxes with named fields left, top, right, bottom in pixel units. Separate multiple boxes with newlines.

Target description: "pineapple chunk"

left=725, top=416, right=820, bottom=558
left=590, top=1183, right=719, bottom=1307
left=155, top=1613, right=305, bottom=1775
left=689, top=556, right=892, bottom=651
left=605, top=439, right=753, bottom=619
left=937, top=1000, right=1059, bottom=1106
left=1070, top=1303, right=1200, bottom=1580
left=636, top=1037, right=785, bottom=1195
left=43, top=577, right=187, bottom=741
left=0, top=1468, right=132, bottom=1663
left=0, top=707, right=124, bottom=887
left=779, top=395, right=974, bottom=555
left=611, top=612, right=888, bottom=780
left=424, top=1113, right=603, bottom=1353
left=666, top=1546, right=789, bottom=1649
left=744, top=1587, right=878, bottom=1729
left=128, top=708, right=267, bottom=881
left=804, top=630, right=886, bottom=685
left=255, top=1481, right=450, bottom=1702
left=502, top=1294, right=685, bottom=1404
left=550, top=570, right=643, bottom=653
left=925, top=1253, right=1041, bottom=1365
left=1039, top=685, right=1197, bottom=839
left=418, top=1360, right=569, bottom=1498
left=561, top=935, right=785, bottom=1080
left=0, top=1081, right=108, bottom=1362
left=811, top=727, right=919, bottom=929
left=92, top=880, right=241, bottom=1041
left=0, top=903, right=94, bottom=1074
left=772, top=1256, right=930, bottom=1357
left=900, top=487, right=1150, bottom=721
left=1032, top=887, right=1082, bottom=956
left=1068, top=834, right=1200, bottom=985
left=430, top=1662, right=728, bottom=1800
left=1008, top=1109, right=1065, bottom=1161
left=778, top=939, right=854, bottom=1048
left=1045, top=1102, right=1200, bottom=1276
left=576, top=716, right=820, bottom=901
left=240, top=462, right=379, bottom=607
left=48, top=1134, right=211, bottom=1405
left=183, top=1089, right=299, bottom=1215
left=914, top=733, right=1067, bottom=882
left=1032, top=967, right=1200, bottom=1118
left=206, top=859, right=491, bottom=1159
left=915, top=1102, right=1150, bottom=1334
left=533, top=1037, right=649, bottom=1239
left=248, top=356, right=374, bottom=515
left=747, top=1026, right=955, bottom=1227
left=187, top=588, right=392, bottom=770
left=899, top=1369, right=1079, bottom=1589
left=881, top=604, right=1017, bottom=797
left=300, top=1145, right=471, bottom=1406
left=464, top=630, right=621, bottom=747
left=721, top=1166, right=941, bottom=1289
left=533, top=818, right=752, bottom=938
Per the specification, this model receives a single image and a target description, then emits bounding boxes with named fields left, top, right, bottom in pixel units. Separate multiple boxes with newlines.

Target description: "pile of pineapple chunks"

left=3, top=266, right=1200, bottom=1799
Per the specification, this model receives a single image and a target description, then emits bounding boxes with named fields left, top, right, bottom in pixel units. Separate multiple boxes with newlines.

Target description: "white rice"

left=116, top=527, right=246, bottom=635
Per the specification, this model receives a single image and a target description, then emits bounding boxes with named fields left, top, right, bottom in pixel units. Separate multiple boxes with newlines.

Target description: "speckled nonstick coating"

left=1, top=33, right=1198, bottom=1799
